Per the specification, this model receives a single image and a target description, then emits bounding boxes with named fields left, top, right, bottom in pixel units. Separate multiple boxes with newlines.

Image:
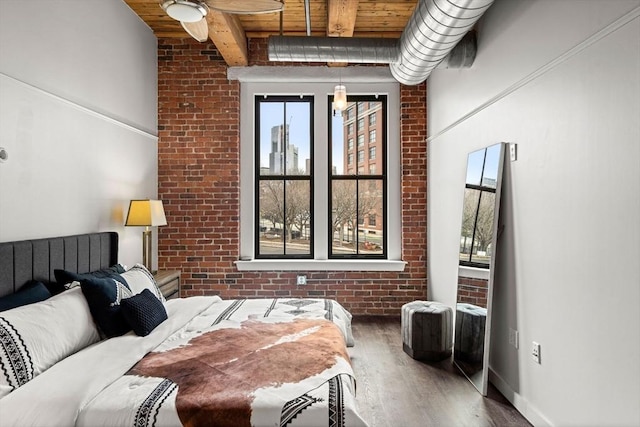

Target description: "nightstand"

left=153, top=270, right=181, bottom=300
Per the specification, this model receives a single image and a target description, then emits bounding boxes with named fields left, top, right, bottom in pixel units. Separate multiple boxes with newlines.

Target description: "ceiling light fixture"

left=181, top=18, right=209, bottom=42
left=333, top=84, right=347, bottom=112
left=161, top=0, right=208, bottom=23
left=207, top=0, right=284, bottom=14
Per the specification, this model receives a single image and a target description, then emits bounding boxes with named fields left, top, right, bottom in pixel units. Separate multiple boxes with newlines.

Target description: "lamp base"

left=142, top=228, right=153, bottom=272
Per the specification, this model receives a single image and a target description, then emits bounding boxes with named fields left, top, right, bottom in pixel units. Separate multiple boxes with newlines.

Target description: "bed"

left=0, top=232, right=368, bottom=427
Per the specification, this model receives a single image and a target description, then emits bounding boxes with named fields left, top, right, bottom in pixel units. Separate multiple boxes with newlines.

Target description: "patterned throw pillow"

left=0, top=287, right=100, bottom=398
left=121, top=264, right=165, bottom=302
left=54, top=264, right=128, bottom=293
left=121, top=289, right=168, bottom=336
left=80, top=277, right=133, bottom=338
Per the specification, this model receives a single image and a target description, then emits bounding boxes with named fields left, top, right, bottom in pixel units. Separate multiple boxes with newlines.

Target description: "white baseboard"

left=489, top=369, right=553, bottom=426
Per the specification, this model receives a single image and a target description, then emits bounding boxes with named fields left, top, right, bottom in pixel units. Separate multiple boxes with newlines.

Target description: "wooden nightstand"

left=153, top=270, right=181, bottom=300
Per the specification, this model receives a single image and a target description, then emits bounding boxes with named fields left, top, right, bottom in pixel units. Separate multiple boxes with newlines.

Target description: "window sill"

left=458, top=265, right=490, bottom=280
left=235, top=259, right=407, bottom=272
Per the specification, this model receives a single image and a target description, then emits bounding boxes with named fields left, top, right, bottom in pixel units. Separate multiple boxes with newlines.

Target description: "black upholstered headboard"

left=0, top=232, right=119, bottom=298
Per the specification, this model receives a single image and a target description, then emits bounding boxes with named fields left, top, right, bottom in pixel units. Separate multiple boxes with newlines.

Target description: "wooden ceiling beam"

left=327, top=0, right=359, bottom=37
left=207, top=11, right=249, bottom=66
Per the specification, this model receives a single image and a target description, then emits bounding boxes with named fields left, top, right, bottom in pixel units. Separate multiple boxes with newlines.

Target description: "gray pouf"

left=454, top=303, right=487, bottom=364
left=401, top=301, right=453, bottom=361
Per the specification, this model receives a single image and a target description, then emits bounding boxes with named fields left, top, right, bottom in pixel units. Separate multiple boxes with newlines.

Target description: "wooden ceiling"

left=123, top=0, right=417, bottom=66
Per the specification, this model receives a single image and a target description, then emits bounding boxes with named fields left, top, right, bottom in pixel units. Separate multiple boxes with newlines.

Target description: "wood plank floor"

left=348, top=316, right=532, bottom=427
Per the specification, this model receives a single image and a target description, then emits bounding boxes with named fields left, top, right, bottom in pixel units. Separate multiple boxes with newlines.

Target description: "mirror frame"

left=453, top=142, right=506, bottom=395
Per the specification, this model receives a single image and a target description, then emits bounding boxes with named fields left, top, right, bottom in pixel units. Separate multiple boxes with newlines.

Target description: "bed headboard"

left=0, top=232, right=119, bottom=298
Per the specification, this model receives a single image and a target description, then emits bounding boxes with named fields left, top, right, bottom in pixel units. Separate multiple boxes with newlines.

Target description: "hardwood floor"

left=348, top=316, right=532, bottom=427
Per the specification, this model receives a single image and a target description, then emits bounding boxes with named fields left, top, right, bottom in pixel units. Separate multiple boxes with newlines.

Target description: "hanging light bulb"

left=333, top=84, right=347, bottom=112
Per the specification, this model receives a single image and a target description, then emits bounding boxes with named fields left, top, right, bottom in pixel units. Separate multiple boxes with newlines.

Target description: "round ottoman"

left=454, top=303, right=487, bottom=364
left=401, top=301, right=453, bottom=362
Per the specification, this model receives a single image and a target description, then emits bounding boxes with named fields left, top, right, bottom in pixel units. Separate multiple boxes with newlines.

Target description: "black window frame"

left=328, top=95, right=388, bottom=259
left=254, top=95, right=314, bottom=259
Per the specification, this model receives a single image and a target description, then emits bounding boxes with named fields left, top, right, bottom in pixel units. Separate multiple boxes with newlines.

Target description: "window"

left=357, top=134, right=364, bottom=147
left=369, top=129, right=376, bottom=143
left=347, top=153, right=353, bottom=165
left=347, top=123, right=354, bottom=135
left=459, top=144, right=501, bottom=268
left=255, top=96, right=313, bottom=258
left=369, top=113, right=376, bottom=126
left=347, top=138, right=353, bottom=150
left=330, top=95, right=387, bottom=258
left=357, top=118, right=364, bottom=131
left=238, top=78, right=403, bottom=271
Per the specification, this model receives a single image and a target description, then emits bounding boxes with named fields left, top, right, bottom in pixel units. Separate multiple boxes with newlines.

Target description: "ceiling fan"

left=160, top=0, right=285, bottom=42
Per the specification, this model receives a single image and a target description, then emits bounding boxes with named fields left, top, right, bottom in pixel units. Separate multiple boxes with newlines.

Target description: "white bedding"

left=0, top=297, right=366, bottom=427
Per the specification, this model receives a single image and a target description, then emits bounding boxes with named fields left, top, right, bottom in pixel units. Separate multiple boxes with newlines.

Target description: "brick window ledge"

left=235, top=259, right=407, bottom=272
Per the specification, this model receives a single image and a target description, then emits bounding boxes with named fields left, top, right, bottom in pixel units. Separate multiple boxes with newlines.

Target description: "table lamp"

left=125, top=199, right=167, bottom=273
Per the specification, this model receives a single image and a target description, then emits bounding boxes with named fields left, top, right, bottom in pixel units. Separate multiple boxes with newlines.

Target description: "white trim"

left=235, top=259, right=407, bottom=272
left=239, top=77, right=403, bottom=271
left=489, top=369, right=553, bottom=427
left=458, top=265, right=490, bottom=280
left=0, top=72, right=157, bottom=139
left=228, top=66, right=396, bottom=83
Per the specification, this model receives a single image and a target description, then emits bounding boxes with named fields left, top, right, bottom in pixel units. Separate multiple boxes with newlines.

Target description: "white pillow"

left=121, top=264, right=165, bottom=303
left=0, top=287, right=100, bottom=398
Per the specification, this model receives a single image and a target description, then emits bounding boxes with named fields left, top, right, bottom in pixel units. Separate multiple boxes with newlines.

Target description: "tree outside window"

left=459, top=144, right=501, bottom=267
left=331, top=95, right=387, bottom=257
left=255, top=96, right=313, bottom=258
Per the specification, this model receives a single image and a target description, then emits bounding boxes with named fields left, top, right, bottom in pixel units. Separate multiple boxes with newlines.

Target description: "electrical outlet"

left=296, top=275, right=307, bottom=286
left=531, top=341, right=541, bottom=364
left=509, top=328, right=519, bottom=349
left=509, top=143, right=518, bottom=161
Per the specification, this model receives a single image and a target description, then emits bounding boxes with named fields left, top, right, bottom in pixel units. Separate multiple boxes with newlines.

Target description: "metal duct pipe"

left=437, top=31, right=477, bottom=69
left=390, top=0, right=494, bottom=85
left=267, top=0, right=493, bottom=85
left=268, top=36, right=399, bottom=64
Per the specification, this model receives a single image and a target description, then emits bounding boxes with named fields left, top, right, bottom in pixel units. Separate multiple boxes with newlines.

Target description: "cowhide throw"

left=127, top=318, right=351, bottom=427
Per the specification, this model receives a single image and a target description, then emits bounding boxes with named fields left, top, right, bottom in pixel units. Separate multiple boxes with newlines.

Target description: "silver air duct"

left=390, top=0, right=494, bottom=85
left=268, top=36, right=398, bottom=64
left=267, top=0, right=494, bottom=85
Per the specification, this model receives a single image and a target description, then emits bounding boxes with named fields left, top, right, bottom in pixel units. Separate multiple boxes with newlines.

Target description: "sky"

left=258, top=99, right=346, bottom=174
left=465, top=143, right=502, bottom=187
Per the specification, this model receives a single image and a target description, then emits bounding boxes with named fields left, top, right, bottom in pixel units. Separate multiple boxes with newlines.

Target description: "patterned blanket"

left=0, top=297, right=367, bottom=427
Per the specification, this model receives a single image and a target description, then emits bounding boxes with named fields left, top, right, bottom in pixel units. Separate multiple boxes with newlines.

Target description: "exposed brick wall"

left=157, top=38, right=427, bottom=315
left=457, top=276, right=489, bottom=308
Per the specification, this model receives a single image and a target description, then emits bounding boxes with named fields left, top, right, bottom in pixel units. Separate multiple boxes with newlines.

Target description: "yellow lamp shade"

left=125, top=200, right=167, bottom=227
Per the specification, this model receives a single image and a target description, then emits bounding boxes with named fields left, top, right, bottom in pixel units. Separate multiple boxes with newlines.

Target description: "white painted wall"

left=0, top=0, right=158, bottom=267
left=427, top=0, right=640, bottom=425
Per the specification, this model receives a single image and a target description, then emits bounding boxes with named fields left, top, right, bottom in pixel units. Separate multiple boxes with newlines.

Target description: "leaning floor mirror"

left=453, top=142, right=505, bottom=395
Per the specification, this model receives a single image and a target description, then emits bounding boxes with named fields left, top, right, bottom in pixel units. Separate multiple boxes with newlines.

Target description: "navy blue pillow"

left=80, top=276, right=133, bottom=338
left=55, top=265, right=128, bottom=290
left=0, top=280, right=52, bottom=312
left=121, top=289, right=168, bottom=337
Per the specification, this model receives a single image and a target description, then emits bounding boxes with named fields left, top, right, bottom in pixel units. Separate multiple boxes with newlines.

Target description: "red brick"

left=157, top=38, right=428, bottom=315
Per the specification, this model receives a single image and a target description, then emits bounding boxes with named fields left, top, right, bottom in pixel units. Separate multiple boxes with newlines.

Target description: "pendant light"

left=333, top=84, right=347, bottom=112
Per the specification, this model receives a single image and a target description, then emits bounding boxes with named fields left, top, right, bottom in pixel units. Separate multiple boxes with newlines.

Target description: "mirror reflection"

left=459, top=143, right=501, bottom=267
left=454, top=143, right=505, bottom=395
